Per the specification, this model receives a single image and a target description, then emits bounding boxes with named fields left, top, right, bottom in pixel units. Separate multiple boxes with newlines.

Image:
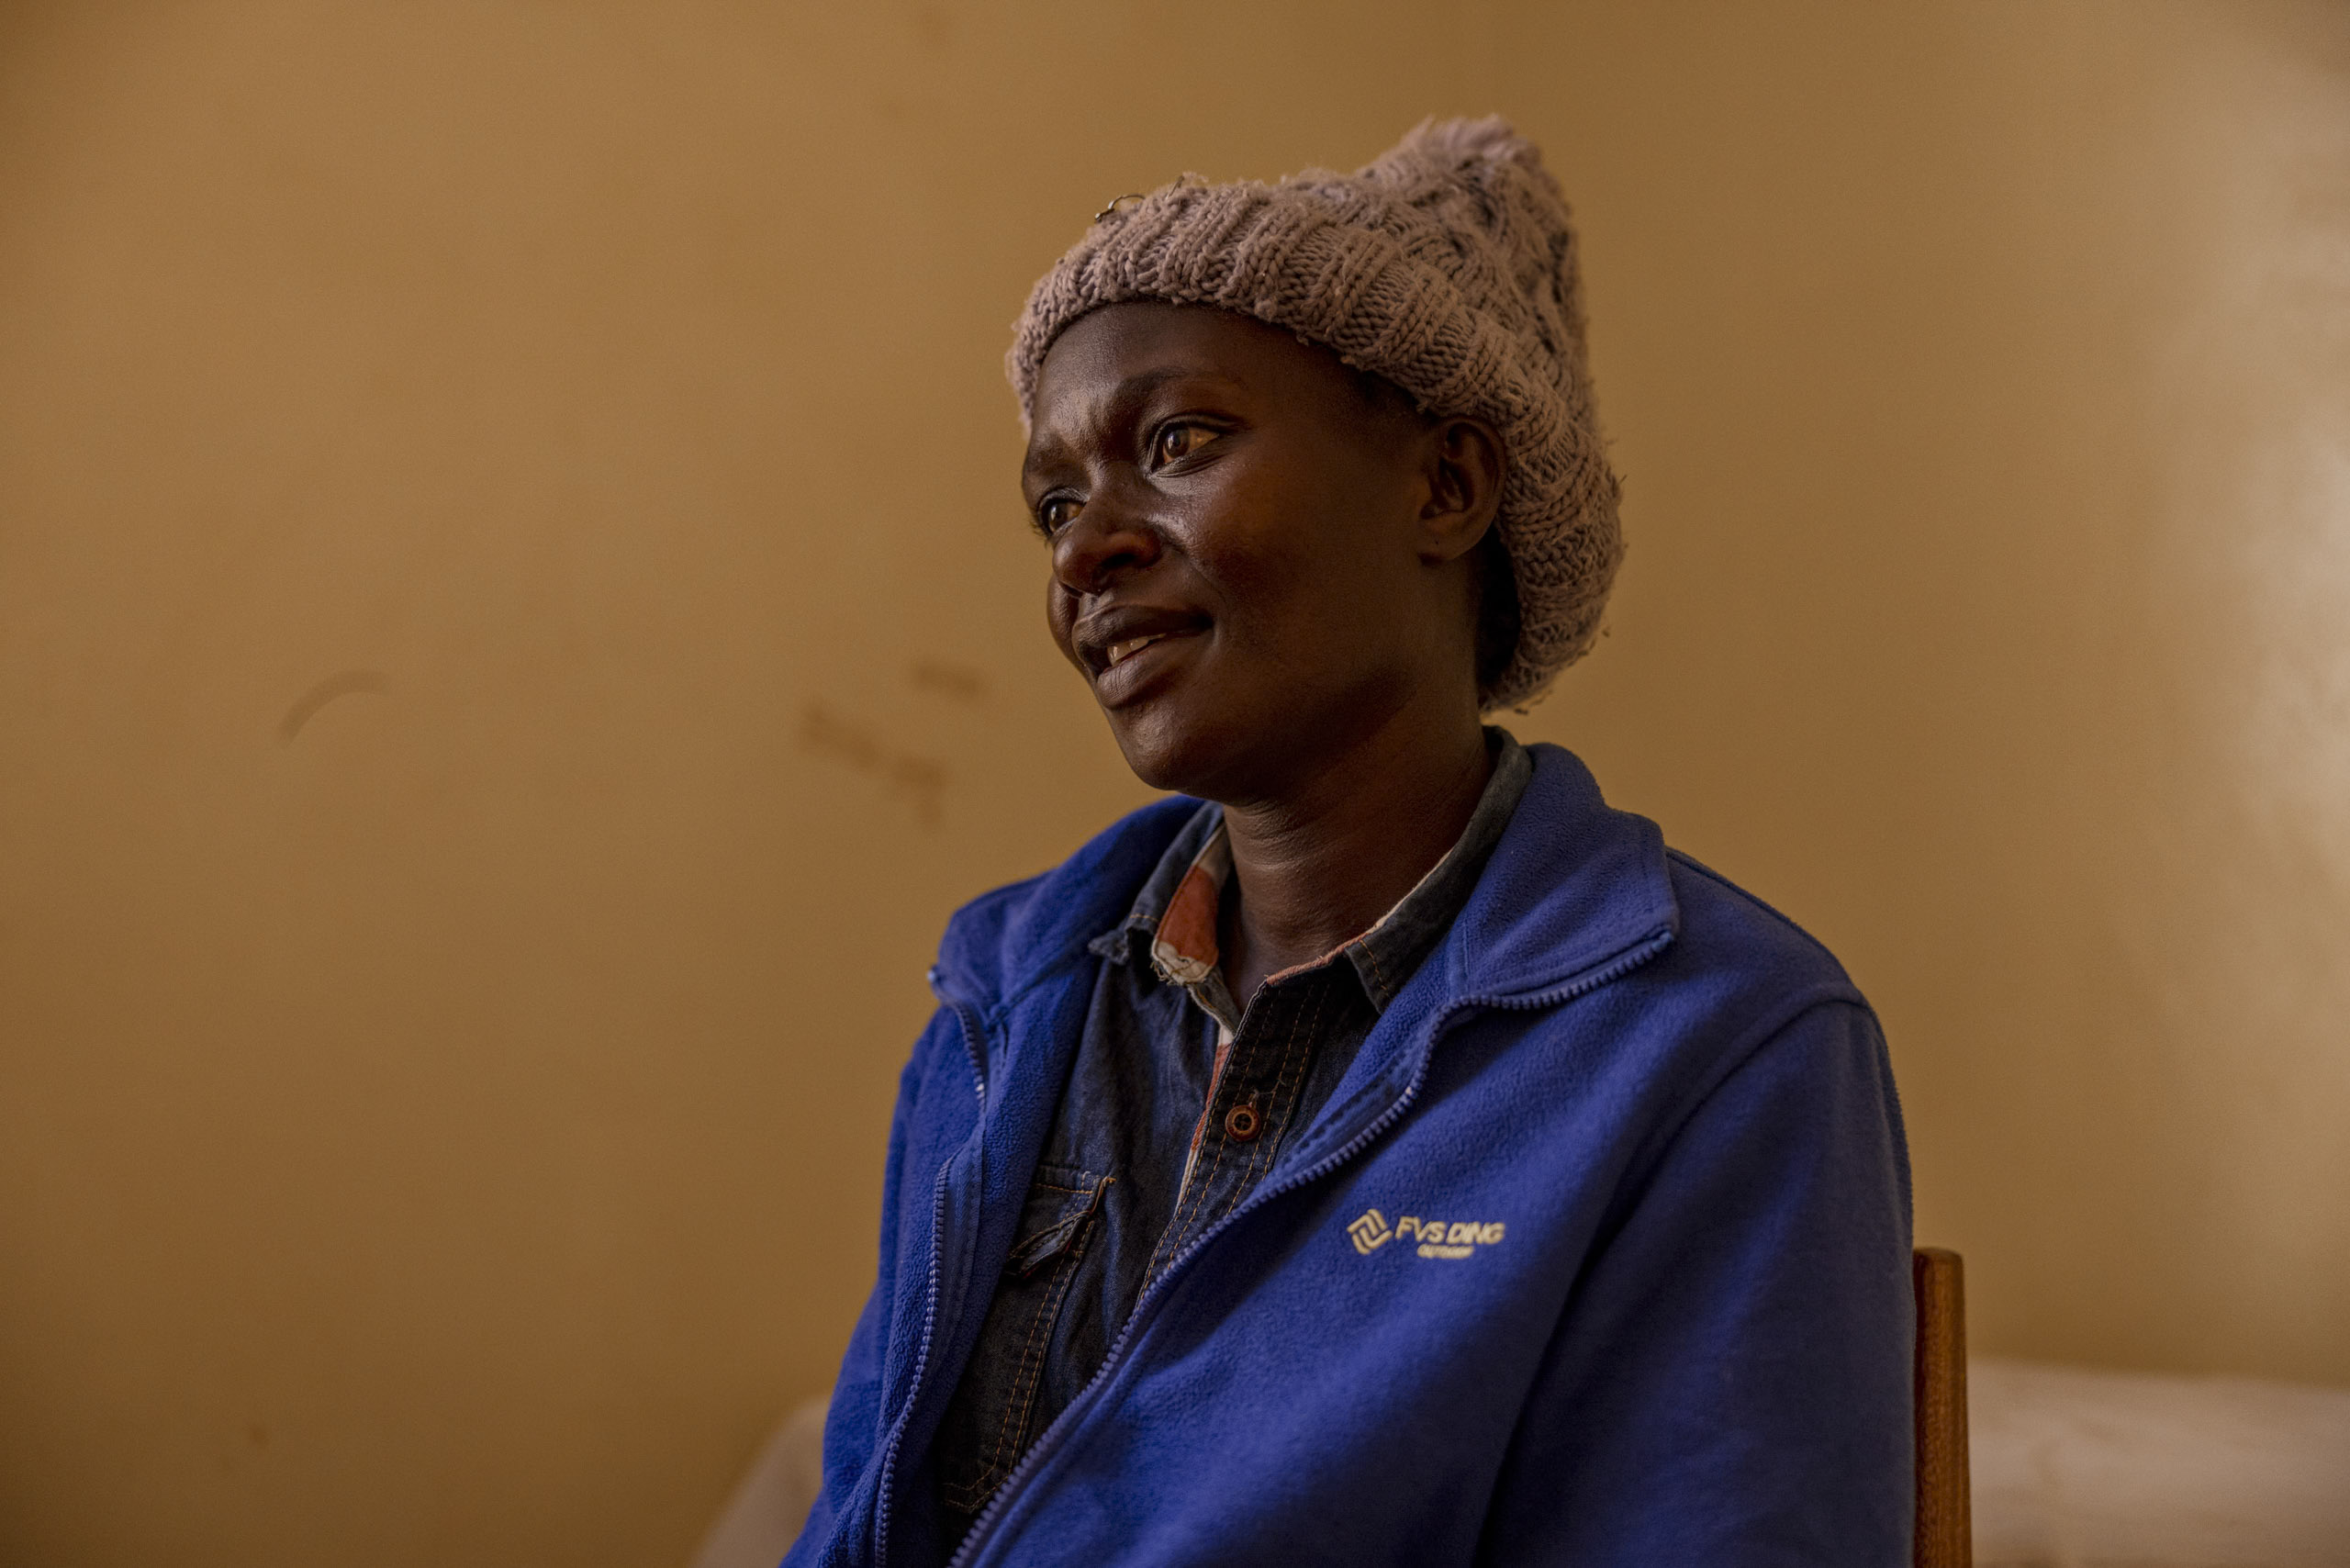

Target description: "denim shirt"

left=932, top=732, right=1532, bottom=1536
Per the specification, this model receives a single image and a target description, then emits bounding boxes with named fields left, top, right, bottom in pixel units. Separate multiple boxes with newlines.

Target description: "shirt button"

left=1224, top=1102, right=1261, bottom=1143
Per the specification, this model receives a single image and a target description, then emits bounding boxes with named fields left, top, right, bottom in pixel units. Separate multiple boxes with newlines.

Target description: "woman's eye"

left=1151, top=422, right=1216, bottom=466
left=1037, top=496, right=1080, bottom=534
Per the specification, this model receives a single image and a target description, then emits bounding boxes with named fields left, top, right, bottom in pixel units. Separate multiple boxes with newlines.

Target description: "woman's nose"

left=1051, top=483, right=1162, bottom=596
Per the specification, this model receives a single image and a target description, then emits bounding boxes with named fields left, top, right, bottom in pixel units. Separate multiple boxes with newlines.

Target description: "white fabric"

left=698, top=1361, right=2350, bottom=1567
left=689, top=1397, right=829, bottom=1568
left=1971, top=1357, right=2350, bottom=1567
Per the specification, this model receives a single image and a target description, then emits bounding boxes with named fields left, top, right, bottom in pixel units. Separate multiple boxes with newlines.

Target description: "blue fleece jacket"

left=787, top=744, right=1914, bottom=1568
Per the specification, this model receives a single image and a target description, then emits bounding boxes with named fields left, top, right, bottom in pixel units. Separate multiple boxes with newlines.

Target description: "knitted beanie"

left=1008, top=117, right=1622, bottom=711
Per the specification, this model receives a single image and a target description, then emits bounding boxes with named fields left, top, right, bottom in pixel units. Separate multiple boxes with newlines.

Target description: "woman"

left=788, top=118, right=1912, bottom=1568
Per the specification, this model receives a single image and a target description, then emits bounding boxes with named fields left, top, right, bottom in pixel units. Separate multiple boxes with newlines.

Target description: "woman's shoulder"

left=1657, top=846, right=1863, bottom=1005
left=1456, top=747, right=1875, bottom=1126
left=1492, top=743, right=1863, bottom=1007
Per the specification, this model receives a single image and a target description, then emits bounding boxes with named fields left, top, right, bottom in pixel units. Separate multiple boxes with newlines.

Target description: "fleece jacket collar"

left=928, top=742, right=1679, bottom=1093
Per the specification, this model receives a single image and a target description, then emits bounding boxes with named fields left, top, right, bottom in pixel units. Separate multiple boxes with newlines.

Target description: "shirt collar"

left=1089, top=728, right=1533, bottom=1024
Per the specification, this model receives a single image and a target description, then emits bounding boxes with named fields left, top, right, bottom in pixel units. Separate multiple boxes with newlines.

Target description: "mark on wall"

left=909, top=658, right=987, bottom=703
left=278, top=670, right=388, bottom=743
left=800, top=702, right=948, bottom=826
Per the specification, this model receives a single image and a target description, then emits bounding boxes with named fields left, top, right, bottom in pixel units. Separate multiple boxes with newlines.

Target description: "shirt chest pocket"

left=934, top=1164, right=1110, bottom=1520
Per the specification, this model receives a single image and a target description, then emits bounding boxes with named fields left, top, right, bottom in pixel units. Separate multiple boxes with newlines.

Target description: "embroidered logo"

left=1349, top=1209, right=1505, bottom=1260
left=1348, top=1208, right=1395, bottom=1254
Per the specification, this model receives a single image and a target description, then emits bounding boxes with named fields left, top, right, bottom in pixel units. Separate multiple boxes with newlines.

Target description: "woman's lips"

left=1091, top=626, right=1201, bottom=703
left=1105, top=634, right=1166, bottom=667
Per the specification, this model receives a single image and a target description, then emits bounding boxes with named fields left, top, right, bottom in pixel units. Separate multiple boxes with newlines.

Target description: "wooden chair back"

left=1912, top=1248, right=1971, bottom=1568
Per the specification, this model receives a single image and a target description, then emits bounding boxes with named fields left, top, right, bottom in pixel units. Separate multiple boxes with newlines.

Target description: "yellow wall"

left=2, top=2, right=2344, bottom=1562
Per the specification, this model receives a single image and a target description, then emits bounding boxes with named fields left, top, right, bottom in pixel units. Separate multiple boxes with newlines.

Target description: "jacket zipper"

left=931, top=971, right=991, bottom=1106
left=870, top=992, right=991, bottom=1566
left=935, top=927, right=1675, bottom=1568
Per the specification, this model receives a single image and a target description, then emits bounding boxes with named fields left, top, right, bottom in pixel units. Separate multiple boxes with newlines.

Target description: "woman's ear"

left=1416, top=416, right=1507, bottom=565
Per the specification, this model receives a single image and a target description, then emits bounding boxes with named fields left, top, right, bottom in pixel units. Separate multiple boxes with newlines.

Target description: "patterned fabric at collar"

left=1083, top=800, right=1226, bottom=969
left=1087, top=730, right=1533, bottom=1025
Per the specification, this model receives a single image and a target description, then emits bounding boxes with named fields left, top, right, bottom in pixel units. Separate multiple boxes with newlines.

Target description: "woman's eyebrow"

left=1025, top=364, right=1243, bottom=481
left=1111, top=364, right=1214, bottom=402
left=1085, top=363, right=1239, bottom=423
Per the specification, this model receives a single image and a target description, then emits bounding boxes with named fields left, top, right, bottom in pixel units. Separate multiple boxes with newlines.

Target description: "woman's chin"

left=1105, top=707, right=1237, bottom=799
left=1107, top=725, right=1202, bottom=797
left=1104, top=697, right=1303, bottom=802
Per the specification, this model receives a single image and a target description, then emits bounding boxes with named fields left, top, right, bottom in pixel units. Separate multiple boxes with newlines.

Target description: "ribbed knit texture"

left=1008, top=117, right=1623, bottom=710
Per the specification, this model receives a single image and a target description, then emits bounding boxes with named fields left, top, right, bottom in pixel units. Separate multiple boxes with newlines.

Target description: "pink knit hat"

left=1008, top=117, right=1622, bottom=711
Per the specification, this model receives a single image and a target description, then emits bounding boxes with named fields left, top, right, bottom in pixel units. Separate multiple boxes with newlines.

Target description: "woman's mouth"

left=1081, top=618, right=1207, bottom=707
left=1105, top=634, right=1168, bottom=668
left=1074, top=606, right=1212, bottom=683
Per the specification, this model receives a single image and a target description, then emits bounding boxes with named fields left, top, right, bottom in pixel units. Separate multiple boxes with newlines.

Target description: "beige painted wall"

left=2, top=2, right=2343, bottom=1562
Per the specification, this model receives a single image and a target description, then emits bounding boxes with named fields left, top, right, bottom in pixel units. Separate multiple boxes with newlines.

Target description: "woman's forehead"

left=1039, top=305, right=1280, bottom=392
left=1028, top=304, right=1353, bottom=442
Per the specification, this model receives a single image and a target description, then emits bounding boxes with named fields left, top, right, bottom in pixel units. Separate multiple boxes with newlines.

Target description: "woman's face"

left=1024, top=302, right=1483, bottom=802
